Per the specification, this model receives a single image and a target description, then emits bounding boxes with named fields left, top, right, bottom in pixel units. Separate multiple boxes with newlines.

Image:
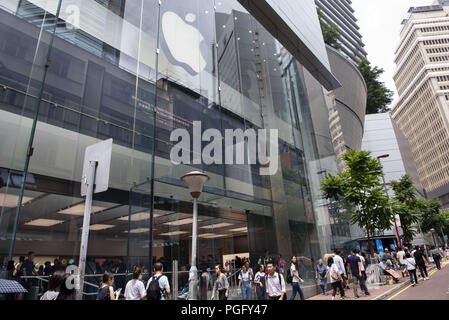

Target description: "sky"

left=351, top=0, right=434, bottom=101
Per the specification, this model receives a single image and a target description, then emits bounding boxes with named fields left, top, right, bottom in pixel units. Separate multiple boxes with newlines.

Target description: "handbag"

left=320, top=269, right=327, bottom=278
left=331, top=270, right=341, bottom=281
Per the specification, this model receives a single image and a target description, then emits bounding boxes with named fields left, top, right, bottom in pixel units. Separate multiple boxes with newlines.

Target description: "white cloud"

left=351, top=0, right=433, bottom=101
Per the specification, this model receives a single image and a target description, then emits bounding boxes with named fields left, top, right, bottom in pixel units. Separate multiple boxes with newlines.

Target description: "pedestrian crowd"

left=5, top=244, right=448, bottom=301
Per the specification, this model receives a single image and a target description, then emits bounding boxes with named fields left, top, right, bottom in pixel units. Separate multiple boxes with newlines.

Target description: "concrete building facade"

left=392, top=0, right=449, bottom=210
left=326, top=45, right=367, bottom=171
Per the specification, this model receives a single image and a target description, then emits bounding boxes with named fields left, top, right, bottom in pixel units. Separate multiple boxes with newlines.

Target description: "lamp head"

left=181, top=171, right=210, bottom=199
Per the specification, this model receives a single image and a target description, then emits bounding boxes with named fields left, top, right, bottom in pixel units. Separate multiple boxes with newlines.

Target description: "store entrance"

left=127, top=177, right=259, bottom=299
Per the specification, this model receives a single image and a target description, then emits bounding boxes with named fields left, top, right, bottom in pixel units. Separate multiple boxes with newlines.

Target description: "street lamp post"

left=181, top=171, right=210, bottom=300
left=430, top=228, right=437, bottom=247
left=377, top=154, right=403, bottom=250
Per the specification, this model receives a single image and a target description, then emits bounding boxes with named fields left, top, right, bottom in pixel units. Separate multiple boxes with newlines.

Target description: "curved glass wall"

left=0, top=0, right=341, bottom=300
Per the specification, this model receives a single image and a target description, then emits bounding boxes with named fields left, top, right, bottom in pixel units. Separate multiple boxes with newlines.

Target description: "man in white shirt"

left=265, top=262, right=286, bottom=300
left=333, top=250, right=346, bottom=276
left=146, top=262, right=170, bottom=300
left=333, top=250, right=346, bottom=297
left=397, top=248, right=407, bottom=276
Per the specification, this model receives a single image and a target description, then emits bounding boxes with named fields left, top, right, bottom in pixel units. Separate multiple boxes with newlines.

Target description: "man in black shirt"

left=413, top=246, right=429, bottom=280
left=20, top=251, right=37, bottom=298
left=346, top=249, right=370, bottom=298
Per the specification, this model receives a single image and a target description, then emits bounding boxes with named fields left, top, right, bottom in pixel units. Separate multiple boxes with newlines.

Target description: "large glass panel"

left=0, top=0, right=160, bottom=299
left=0, top=0, right=341, bottom=300
left=0, top=0, right=63, bottom=273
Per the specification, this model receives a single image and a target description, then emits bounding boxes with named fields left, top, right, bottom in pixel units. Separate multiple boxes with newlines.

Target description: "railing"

left=17, top=266, right=244, bottom=300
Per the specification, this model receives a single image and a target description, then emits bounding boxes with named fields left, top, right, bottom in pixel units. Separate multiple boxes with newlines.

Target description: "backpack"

left=286, top=268, right=293, bottom=284
left=147, top=275, right=163, bottom=300
left=277, top=273, right=288, bottom=300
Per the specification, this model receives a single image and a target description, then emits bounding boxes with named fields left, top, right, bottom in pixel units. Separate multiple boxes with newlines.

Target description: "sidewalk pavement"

left=307, top=261, right=445, bottom=301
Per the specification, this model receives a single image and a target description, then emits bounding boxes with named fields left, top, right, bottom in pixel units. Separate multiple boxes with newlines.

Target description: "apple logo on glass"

left=161, top=11, right=207, bottom=75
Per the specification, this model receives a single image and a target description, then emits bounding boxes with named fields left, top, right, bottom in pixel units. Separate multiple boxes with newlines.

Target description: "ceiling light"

left=164, top=218, right=192, bottom=226
left=198, top=233, right=229, bottom=239
left=25, top=219, right=64, bottom=227
left=159, top=231, right=188, bottom=236
left=164, top=216, right=207, bottom=226
left=87, top=224, right=114, bottom=231
left=197, top=233, right=215, bottom=238
left=200, top=222, right=233, bottom=229
left=118, top=212, right=149, bottom=221
left=0, top=194, right=34, bottom=208
left=123, top=228, right=151, bottom=234
left=117, top=211, right=165, bottom=222
left=58, top=204, right=107, bottom=216
left=229, top=227, right=248, bottom=232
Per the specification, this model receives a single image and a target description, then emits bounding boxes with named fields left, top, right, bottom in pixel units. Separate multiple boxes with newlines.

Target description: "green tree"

left=441, top=210, right=449, bottom=241
left=357, top=59, right=394, bottom=114
left=317, top=8, right=342, bottom=50
left=390, top=175, right=421, bottom=244
left=320, top=150, right=393, bottom=254
left=417, top=198, right=449, bottom=244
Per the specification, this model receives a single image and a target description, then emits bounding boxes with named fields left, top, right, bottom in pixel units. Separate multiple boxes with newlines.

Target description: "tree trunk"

left=367, top=229, right=374, bottom=256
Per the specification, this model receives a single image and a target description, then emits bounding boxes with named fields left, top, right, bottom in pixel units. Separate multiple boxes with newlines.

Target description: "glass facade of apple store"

left=0, top=0, right=351, bottom=299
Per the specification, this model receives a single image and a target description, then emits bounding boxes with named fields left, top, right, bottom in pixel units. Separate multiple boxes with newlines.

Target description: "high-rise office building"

left=392, top=0, right=449, bottom=210
left=315, top=0, right=368, bottom=64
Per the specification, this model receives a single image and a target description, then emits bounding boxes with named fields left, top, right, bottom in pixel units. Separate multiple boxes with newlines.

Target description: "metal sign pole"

left=76, top=160, right=97, bottom=300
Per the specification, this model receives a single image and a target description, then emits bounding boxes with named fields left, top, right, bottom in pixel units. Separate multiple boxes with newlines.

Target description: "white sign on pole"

left=81, top=138, right=113, bottom=196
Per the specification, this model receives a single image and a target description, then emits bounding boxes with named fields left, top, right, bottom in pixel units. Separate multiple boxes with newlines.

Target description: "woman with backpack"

left=289, top=256, right=305, bottom=300
left=328, top=257, right=344, bottom=300
left=97, top=272, right=121, bottom=300
left=238, top=264, right=252, bottom=300
left=254, top=264, right=267, bottom=300
left=124, top=267, right=146, bottom=300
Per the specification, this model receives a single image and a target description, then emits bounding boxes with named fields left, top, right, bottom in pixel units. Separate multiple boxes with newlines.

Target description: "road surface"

left=388, top=260, right=449, bottom=300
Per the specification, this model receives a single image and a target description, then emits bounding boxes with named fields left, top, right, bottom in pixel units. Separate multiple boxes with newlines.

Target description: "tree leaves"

left=416, top=198, right=449, bottom=242
left=357, top=59, right=394, bottom=114
left=317, top=8, right=342, bottom=50
left=390, top=175, right=421, bottom=243
left=320, top=150, right=394, bottom=253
